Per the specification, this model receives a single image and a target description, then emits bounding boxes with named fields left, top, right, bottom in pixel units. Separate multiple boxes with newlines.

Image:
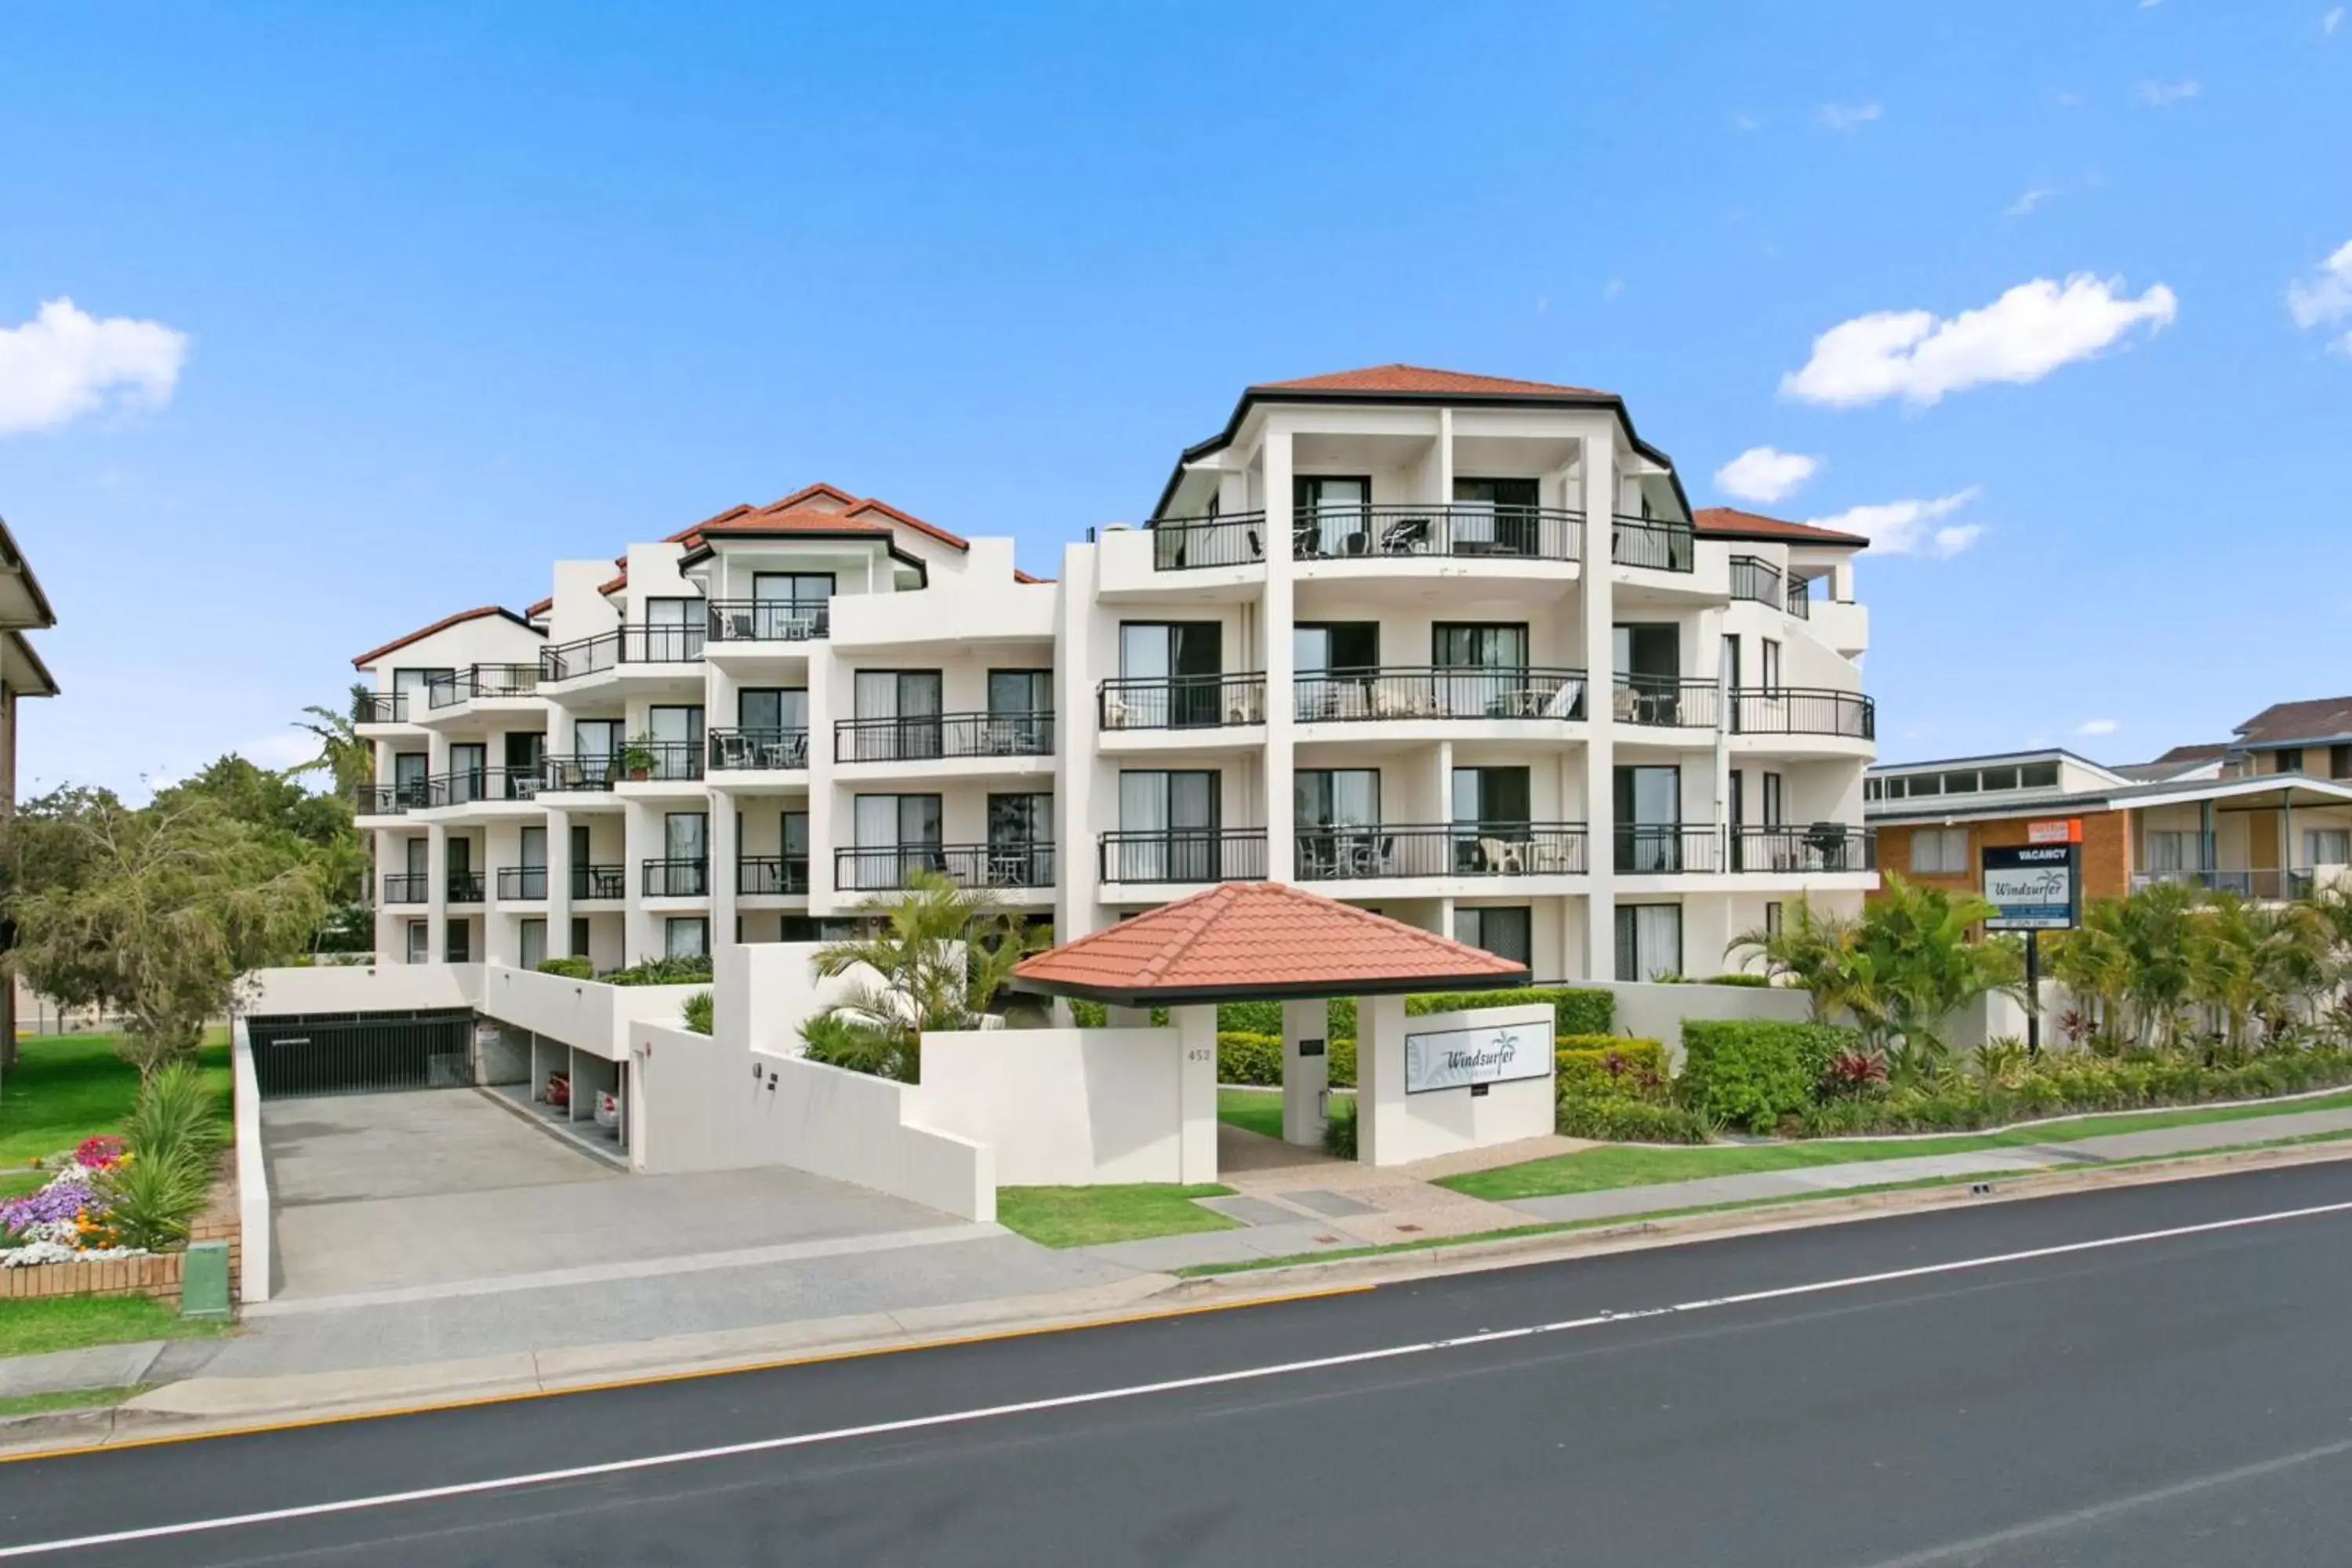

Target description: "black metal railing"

left=1294, top=503, right=1583, bottom=562
left=540, top=623, right=707, bottom=680
left=738, top=855, right=811, bottom=896
left=382, top=873, right=429, bottom=904
left=446, top=872, right=485, bottom=904
left=1729, top=688, right=1875, bottom=739
left=1729, top=826, right=1876, bottom=874
left=2130, top=868, right=2318, bottom=901
left=495, top=866, right=547, bottom=900
left=1729, top=554, right=1782, bottom=607
left=426, top=768, right=543, bottom=806
left=1098, top=673, right=1266, bottom=731
left=1149, top=513, right=1267, bottom=570
left=571, top=863, right=626, bottom=901
left=707, top=728, right=811, bottom=771
left=706, top=599, right=831, bottom=642
left=1294, top=666, right=1588, bottom=723
left=836, top=842, right=1058, bottom=892
left=354, top=692, right=406, bottom=724
left=641, top=858, right=710, bottom=897
left=356, top=782, right=429, bottom=815
left=834, top=713, right=1055, bottom=762
left=1610, top=514, right=1697, bottom=572
left=1614, top=825, right=1725, bottom=874
left=1611, top=675, right=1721, bottom=728
left=1098, top=829, right=1269, bottom=884
left=614, top=741, right=704, bottom=782
left=426, top=663, right=540, bottom=709
left=1785, top=576, right=1813, bottom=619
left=541, top=753, right=618, bottom=793
left=1294, top=823, right=1588, bottom=880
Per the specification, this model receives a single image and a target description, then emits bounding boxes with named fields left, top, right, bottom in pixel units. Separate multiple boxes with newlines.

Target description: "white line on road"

left=9, top=1194, right=2351, bottom=1559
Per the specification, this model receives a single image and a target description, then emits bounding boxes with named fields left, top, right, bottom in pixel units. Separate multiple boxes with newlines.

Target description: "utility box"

left=180, top=1240, right=233, bottom=1320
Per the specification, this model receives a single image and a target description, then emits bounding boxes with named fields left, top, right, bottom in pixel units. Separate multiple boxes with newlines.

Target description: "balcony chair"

left=1378, top=515, right=1433, bottom=554
left=1479, top=837, right=1528, bottom=875
left=1545, top=678, right=1584, bottom=720
left=715, top=733, right=751, bottom=771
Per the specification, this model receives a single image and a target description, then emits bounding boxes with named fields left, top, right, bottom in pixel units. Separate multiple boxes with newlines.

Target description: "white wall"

left=1356, top=1001, right=1556, bottom=1166
left=475, top=962, right=704, bottom=1060
left=1596, top=978, right=1815, bottom=1063
left=245, top=962, right=481, bottom=1017
left=230, top=1022, right=272, bottom=1304
left=907, top=1026, right=1195, bottom=1185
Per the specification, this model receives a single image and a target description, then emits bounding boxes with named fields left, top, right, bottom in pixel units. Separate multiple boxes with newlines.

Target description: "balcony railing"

left=1295, top=667, right=1587, bottom=723
left=426, top=768, right=543, bottom=807
left=426, top=663, right=540, bottom=709
left=1730, top=688, right=1875, bottom=739
left=572, top=863, right=626, bottom=901
left=355, top=782, right=428, bottom=815
left=1150, top=512, right=1266, bottom=570
left=1099, top=673, right=1266, bottom=731
left=706, top=599, right=830, bottom=643
left=1295, top=503, right=1584, bottom=562
left=1784, top=576, right=1813, bottom=619
left=836, top=842, right=1058, bottom=892
left=834, top=713, right=1055, bottom=763
left=1610, top=515, right=1697, bottom=572
left=354, top=692, right=406, bottom=724
left=642, top=858, right=710, bottom=898
left=2131, top=868, right=2321, bottom=901
left=382, top=873, right=428, bottom=905
left=1729, top=554, right=1783, bottom=608
left=1611, top=675, right=1720, bottom=728
left=1099, top=829, right=1269, bottom=884
left=443, top=872, right=484, bottom=905
left=1295, top=823, right=1588, bottom=880
left=542, top=753, right=618, bottom=793
left=614, top=741, right=704, bottom=782
left=1614, top=825, right=1725, bottom=874
left=738, top=855, right=811, bottom=896
left=708, top=728, right=811, bottom=771
left=540, top=624, right=706, bottom=681
left=1729, top=826, right=1876, bottom=874
left=495, top=866, right=547, bottom=900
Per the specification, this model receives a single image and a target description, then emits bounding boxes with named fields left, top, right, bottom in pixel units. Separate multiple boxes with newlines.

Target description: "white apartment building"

left=353, top=365, right=1878, bottom=984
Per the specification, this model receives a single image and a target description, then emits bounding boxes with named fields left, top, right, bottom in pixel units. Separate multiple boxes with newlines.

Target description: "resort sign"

left=1403, top=1022, right=1551, bottom=1094
left=1982, top=843, right=2079, bottom=931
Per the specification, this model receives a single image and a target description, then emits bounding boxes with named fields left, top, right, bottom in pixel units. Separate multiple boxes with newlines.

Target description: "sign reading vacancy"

left=1403, top=1022, right=1550, bottom=1094
left=1983, top=843, right=2079, bottom=931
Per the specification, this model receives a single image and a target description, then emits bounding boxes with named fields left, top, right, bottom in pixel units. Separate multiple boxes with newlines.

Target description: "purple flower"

left=0, top=1181, right=100, bottom=1230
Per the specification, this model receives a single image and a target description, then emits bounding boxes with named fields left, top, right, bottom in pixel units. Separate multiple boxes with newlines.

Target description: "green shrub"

left=1322, top=1096, right=1358, bottom=1160
left=1704, top=973, right=1771, bottom=988
left=1216, top=1000, right=1283, bottom=1036
left=601, top=956, right=713, bottom=986
left=1217, top=1032, right=1283, bottom=1085
left=1328, top=1035, right=1358, bottom=1090
left=1679, top=1019, right=1859, bottom=1132
left=1557, top=1096, right=1715, bottom=1145
left=1406, top=987, right=1613, bottom=1037
left=122, top=1062, right=221, bottom=1171
left=535, top=956, right=593, bottom=980
left=1555, top=1039, right=1670, bottom=1103
left=1070, top=999, right=1107, bottom=1028
left=683, top=992, right=714, bottom=1035
left=95, top=1148, right=214, bottom=1251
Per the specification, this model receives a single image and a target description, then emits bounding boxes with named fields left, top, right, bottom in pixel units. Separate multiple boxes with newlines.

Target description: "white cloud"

left=1817, top=101, right=1882, bottom=131
left=2287, top=238, right=2352, bottom=351
left=1806, top=488, right=1984, bottom=557
left=2325, top=6, right=2344, bottom=34
left=2077, top=718, right=2119, bottom=736
left=1715, top=446, right=1821, bottom=505
left=1780, top=274, right=2178, bottom=408
left=0, top=298, right=189, bottom=437
left=2004, top=187, right=2059, bottom=218
left=2136, top=79, right=2200, bottom=107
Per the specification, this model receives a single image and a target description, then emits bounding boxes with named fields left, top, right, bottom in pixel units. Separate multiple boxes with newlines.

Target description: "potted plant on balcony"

left=619, top=732, right=662, bottom=782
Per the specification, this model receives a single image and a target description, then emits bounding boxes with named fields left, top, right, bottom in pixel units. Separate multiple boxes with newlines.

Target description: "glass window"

left=1294, top=475, right=1370, bottom=557
left=2020, top=762, right=2060, bottom=788
left=1765, top=901, right=1784, bottom=937
left=664, top=918, right=708, bottom=960
left=1613, top=905, right=1682, bottom=982
left=2305, top=829, right=2350, bottom=866
left=445, top=920, right=471, bottom=964
left=1296, top=769, right=1381, bottom=830
left=2147, top=831, right=2201, bottom=872
left=1980, top=766, right=2020, bottom=791
left=643, top=597, right=705, bottom=661
left=519, top=919, right=546, bottom=970
left=988, top=793, right=1052, bottom=844
left=987, top=670, right=1053, bottom=716
left=405, top=920, right=428, bottom=964
left=1759, top=638, right=1781, bottom=691
left=1865, top=777, right=1882, bottom=801
left=1940, top=771, right=1980, bottom=795
left=1456, top=906, right=1533, bottom=967
left=1909, top=828, right=1969, bottom=875
left=569, top=916, right=591, bottom=961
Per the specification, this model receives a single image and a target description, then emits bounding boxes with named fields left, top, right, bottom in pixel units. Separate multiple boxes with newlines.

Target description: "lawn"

left=0, top=1383, right=154, bottom=1419
left=1218, top=1087, right=1283, bottom=1140
left=0, top=1030, right=232, bottom=1173
left=0, top=1294, right=231, bottom=1359
left=995, top=1184, right=1240, bottom=1249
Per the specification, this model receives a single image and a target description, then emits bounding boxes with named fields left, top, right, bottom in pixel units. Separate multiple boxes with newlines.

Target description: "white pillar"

left=425, top=821, right=449, bottom=961
left=545, top=805, right=572, bottom=958
left=1174, top=1004, right=1219, bottom=1182
left=1054, top=544, right=1098, bottom=942
left=1262, top=428, right=1295, bottom=884
left=1280, top=997, right=1329, bottom=1145
left=622, top=800, right=655, bottom=964
left=807, top=642, right=840, bottom=916
left=1356, top=993, right=1407, bottom=1166
left=710, top=785, right=739, bottom=948
left=1580, top=427, right=1619, bottom=982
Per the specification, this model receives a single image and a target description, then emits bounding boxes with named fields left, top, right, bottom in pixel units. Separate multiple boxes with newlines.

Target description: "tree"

left=12, top=793, right=329, bottom=1078
left=1726, top=898, right=1873, bottom=1025
left=288, top=685, right=375, bottom=800
left=800, top=869, right=1044, bottom=1083
left=2049, top=881, right=2201, bottom=1048
left=2187, top=892, right=2332, bottom=1051
left=1848, top=876, right=2024, bottom=1065
left=0, top=785, right=125, bottom=1069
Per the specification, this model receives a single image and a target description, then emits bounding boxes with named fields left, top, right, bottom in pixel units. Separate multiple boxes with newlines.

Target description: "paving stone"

left=1279, top=1189, right=1381, bottom=1218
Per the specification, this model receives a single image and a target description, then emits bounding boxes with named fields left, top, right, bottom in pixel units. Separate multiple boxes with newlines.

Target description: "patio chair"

left=1379, top=515, right=1433, bottom=554
left=1545, top=678, right=1584, bottom=720
left=1479, top=836, right=1526, bottom=875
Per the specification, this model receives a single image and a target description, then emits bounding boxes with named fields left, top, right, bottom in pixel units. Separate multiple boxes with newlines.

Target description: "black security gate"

left=245, top=1010, right=478, bottom=1099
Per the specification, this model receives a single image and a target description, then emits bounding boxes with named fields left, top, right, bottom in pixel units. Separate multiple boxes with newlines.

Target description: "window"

left=1115, top=769, right=1221, bottom=880
left=1909, top=828, right=1969, bottom=875
left=850, top=793, right=943, bottom=889
left=393, top=667, right=454, bottom=710
left=1294, top=624, right=1380, bottom=718
left=446, top=833, right=473, bottom=883
left=504, top=731, right=545, bottom=777
left=1980, top=766, right=2020, bottom=792
left=1435, top=625, right=1531, bottom=719
left=737, top=687, right=808, bottom=732
left=1865, top=777, right=1885, bottom=802
left=1765, top=902, right=1784, bottom=937
left=2274, top=749, right=2306, bottom=775
left=1455, top=906, right=1533, bottom=967
left=2020, top=761, right=2060, bottom=788
left=853, top=670, right=944, bottom=759
left=405, top=920, right=428, bottom=964
left=448, top=742, right=486, bottom=803
left=2333, top=745, right=2352, bottom=781
left=519, top=918, right=546, bottom=970
left=2147, top=830, right=2201, bottom=873
left=1722, top=635, right=1741, bottom=691
left=1611, top=623, right=1679, bottom=681
left=1614, top=905, right=1683, bottom=982
left=1759, top=638, right=1782, bottom=691
left=753, top=571, right=833, bottom=608
left=1296, top=769, right=1381, bottom=830
left=1762, top=771, right=1784, bottom=827
left=1613, top=765, right=1684, bottom=872
left=394, top=751, right=429, bottom=807
left=988, top=793, right=1052, bottom=844
left=648, top=705, right=705, bottom=777
left=569, top=916, right=590, bottom=961
left=655, top=812, right=707, bottom=895
left=1294, top=474, right=1370, bottom=557
left=2305, top=829, right=2351, bottom=866
left=445, top=920, right=471, bottom=964
left=1940, top=770, right=1980, bottom=796
left=644, top=597, right=704, bottom=661
left=1119, top=622, right=1224, bottom=727
left=1452, top=477, right=1542, bottom=554
left=987, top=670, right=1053, bottom=716
left=664, top=918, right=709, bottom=961
left=782, top=811, right=810, bottom=890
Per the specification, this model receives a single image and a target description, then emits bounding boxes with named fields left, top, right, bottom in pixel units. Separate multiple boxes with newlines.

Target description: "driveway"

left=260, top=1090, right=970, bottom=1303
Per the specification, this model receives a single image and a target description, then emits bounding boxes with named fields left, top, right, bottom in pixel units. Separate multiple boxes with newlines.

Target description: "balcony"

left=1295, top=667, right=1586, bottom=723
left=1098, top=829, right=1269, bottom=884
left=1612, top=675, right=1720, bottom=729
left=539, top=624, right=706, bottom=681
left=738, top=855, right=811, bottom=896
left=1614, top=825, right=1725, bottom=874
left=1149, top=513, right=1265, bottom=571
left=355, top=782, right=428, bottom=816
left=542, top=753, right=617, bottom=793
left=1295, top=823, right=1587, bottom=880
left=836, top=843, right=1058, bottom=893
left=642, top=858, right=710, bottom=898
left=1098, top=674, right=1266, bottom=731
left=1729, top=688, right=1875, bottom=740
left=426, top=768, right=543, bottom=807
left=708, top=728, right=811, bottom=771
left=447, top=872, right=485, bottom=905
left=833, top=713, right=1055, bottom=764
left=354, top=692, right=407, bottom=724
left=1295, top=503, right=1584, bottom=563
left=2131, top=868, right=2321, bottom=901
left=1728, top=825, right=1876, bottom=874
left=571, top=863, right=626, bottom=901
left=382, top=873, right=428, bottom=905
left=495, top=866, right=547, bottom=900
left=615, top=741, right=704, bottom=783
left=1610, top=515, right=1696, bottom=572
left=426, top=663, right=539, bottom=709
left=706, top=598, right=830, bottom=643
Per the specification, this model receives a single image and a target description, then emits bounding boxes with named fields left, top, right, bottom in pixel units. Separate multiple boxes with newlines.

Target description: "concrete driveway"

left=260, top=1090, right=968, bottom=1304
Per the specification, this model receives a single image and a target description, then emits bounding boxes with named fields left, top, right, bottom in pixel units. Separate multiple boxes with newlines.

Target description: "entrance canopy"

left=1012, top=882, right=1529, bottom=1008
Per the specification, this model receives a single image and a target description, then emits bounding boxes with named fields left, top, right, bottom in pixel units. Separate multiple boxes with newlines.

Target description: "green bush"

left=1555, top=1038, right=1670, bottom=1103
left=1322, top=1096, right=1358, bottom=1160
left=1217, top=1032, right=1283, bottom=1085
left=95, top=1151, right=214, bottom=1252
left=601, top=956, right=713, bottom=986
left=121, top=1062, right=221, bottom=1171
left=1704, top=973, right=1771, bottom=988
left=1406, top=987, right=1613, bottom=1037
left=1069, top=999, right=1106, bottom=1028
left=535, top=956, right=593, bottom=980
left=1679, top=1019, right=1859, bottom=1132
left=683, top=992, right=714, bottom=1035
left=1557, top=1096, right=1715, bottom=1145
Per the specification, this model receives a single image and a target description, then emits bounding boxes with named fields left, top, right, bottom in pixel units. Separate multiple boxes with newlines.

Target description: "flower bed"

left=1, top=1138, right=149, bottom=1269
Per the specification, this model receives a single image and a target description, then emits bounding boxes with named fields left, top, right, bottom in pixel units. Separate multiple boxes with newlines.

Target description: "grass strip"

left=0, top=1383, right=154, bottom=1420
left=0, top=1294, right=234, bottom=1359
left=996, top=1183, right=1240, bottom=1249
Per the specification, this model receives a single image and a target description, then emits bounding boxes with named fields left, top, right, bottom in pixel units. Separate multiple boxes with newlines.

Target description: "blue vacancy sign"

left=1982, top=843, right=2078, bottom=931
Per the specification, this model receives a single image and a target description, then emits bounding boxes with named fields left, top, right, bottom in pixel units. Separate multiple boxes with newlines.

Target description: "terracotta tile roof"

left=691, top=508, right=896, bottom=539
left=840, top=496, right=969, bottom=551
left=1693, top=506, right=1870, bottom=548
left=2234, top=697, right=2352, bottom=747
left=661, top=503, right=757, bottom=545
left=1012, top=882, right=1528, bottom=1004
left=524, top=596, right=552, bottom=618
left=351, top=605, right=540, bottom=668
left=1254, top=364, right=1610, bottom=397
left=1014, top=568, right=1050, bottom=584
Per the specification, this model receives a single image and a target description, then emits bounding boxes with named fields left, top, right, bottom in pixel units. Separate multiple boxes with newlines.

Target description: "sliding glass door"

left=1116, top=770, right=1220, bottom=881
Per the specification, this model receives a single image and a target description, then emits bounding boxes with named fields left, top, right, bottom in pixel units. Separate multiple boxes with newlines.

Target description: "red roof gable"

left=1693, top=506, right=1869, bottom=548
left=1012, top=882, right=1528, bottom=1004
left=352, top=605, right=540, bottom=668
left=1254, top=364, right=1610, bottom=398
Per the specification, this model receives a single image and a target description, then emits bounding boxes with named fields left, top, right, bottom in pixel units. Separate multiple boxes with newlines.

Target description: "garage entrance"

left=246, top=1010, right=479, bottom=1099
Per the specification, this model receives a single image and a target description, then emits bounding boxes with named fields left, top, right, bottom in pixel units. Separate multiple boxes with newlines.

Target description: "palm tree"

left=2188, top=892, right=2332, bottom=1051
left=1726, top=897, right=1870, bottom=1025
left=286, top=684, right=374, bottom=800
left=1847, top=875, right=2024, bottom=1066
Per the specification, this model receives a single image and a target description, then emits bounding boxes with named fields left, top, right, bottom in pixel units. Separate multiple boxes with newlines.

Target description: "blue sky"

left=2, top=1, right=2348, bottom=794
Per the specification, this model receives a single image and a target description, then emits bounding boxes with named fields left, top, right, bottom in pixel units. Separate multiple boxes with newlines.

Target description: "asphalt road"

left=8, top=1162, right=2352, bottom=1566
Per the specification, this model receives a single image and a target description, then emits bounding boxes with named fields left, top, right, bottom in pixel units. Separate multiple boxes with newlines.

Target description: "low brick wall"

left=0, top=1161, right=239, bottom=1305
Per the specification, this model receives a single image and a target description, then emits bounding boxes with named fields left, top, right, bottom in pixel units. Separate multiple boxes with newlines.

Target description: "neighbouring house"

left=0, top=517, right=59, bottom=1055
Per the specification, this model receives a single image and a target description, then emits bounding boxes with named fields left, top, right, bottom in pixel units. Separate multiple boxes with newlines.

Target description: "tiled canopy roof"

left=1692, top=506, right=1870, bottom=548
left=1254, top=364, right=1610, bottom=397
left=1011, top=882, right=1529, bottom=1005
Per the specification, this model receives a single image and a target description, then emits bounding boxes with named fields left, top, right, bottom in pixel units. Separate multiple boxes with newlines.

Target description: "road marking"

left=5, top=1195, right=2349, bottom=1559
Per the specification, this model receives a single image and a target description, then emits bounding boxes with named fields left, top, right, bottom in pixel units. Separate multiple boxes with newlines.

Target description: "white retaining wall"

left=1595, top=979, right=1815, bottom=1063
left=1356, top=1002, right=1556, bottom=1166
left=475, top=964, right=704, bottom=1061
left=908, top=1026, right=1198, bottom=1186
left=245, top=962, right=481, bottom=1017
left=229, top=1021, right=272, bottom=1304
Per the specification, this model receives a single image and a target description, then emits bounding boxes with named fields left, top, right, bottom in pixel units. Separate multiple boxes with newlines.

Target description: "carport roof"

left=1011, top=882, right=1529, bottom=1007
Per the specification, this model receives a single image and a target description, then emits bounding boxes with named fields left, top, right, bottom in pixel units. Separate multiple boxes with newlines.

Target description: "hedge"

left=1217, top=1032, right=1357, bottom=1088
left=1791, top=1047, right=2352, bottom=1137
left=1555, top=1038, right=1669, bottom=1103
left=1081, top=987, right=1613, bottom=1044
left=535, top=956, right=593, bottom=979
left=1556, top=1096, right=1714, bottom=1145
left=1679, top=1019, right=1860, bottom=1132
